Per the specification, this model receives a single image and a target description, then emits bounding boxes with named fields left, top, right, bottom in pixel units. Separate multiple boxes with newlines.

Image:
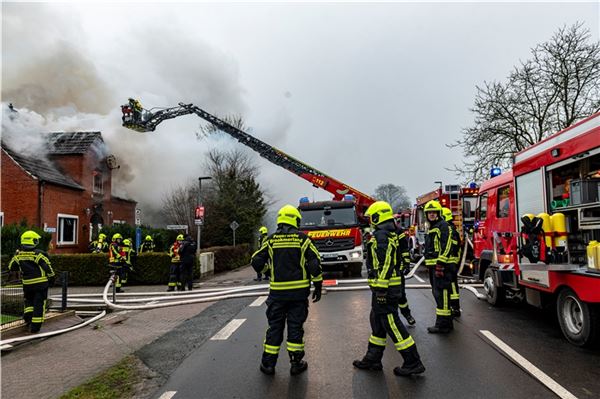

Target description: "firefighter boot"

left=260, top=353, right=277, bottom=375
left=401, top=308, right=416, bottom=326
left=427, top=316, right=453, bottom=334
left=353, top=344, right=384, bottom=371
left=394, top=346, right=425, bottom=376
left=451, top=300, right=461, bottom=318
left=289, top=351, right=308, bottom=375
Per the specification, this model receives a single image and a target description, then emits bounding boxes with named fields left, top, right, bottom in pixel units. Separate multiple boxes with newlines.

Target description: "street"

left=149, top=270, right=600, bottom=399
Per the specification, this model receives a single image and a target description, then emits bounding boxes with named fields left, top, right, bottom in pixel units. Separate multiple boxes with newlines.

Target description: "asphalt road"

left=147, top=271, right=600, bottom=399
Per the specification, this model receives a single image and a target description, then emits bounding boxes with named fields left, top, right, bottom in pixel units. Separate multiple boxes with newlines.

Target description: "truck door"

left=474, top=192, right=489, bottom=259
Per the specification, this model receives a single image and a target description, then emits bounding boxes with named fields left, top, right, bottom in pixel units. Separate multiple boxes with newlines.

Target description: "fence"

left=1, top=271, right=69, bottom=330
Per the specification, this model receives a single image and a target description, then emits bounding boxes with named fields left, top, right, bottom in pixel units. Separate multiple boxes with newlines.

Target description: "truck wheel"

left=483, top=268, right=504, bottom=306
left=556, top=288, right=600, bottom=347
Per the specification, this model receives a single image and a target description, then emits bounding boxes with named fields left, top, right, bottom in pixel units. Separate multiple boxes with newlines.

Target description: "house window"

left=0, top=211, right=4, bottom=227
left=113, top=220, right=125, bottom=225
left=93, top=171, right=103, bottom=194
left=57, top=214, right=78, bottom=245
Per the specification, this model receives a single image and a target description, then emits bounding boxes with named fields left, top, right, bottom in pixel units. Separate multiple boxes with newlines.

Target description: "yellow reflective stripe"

left=22, top=277, right=48, bottom=285
left=369, top=335, right=387, bottom=346
left=389, top=277, right=402, bottom=286
left=268, top=245, right=274, bottom=280
left=286, top=342, right=305, bottom=352
left=387, top=313, right=405, bottom=342
left=24, top=307, right=34, bottom=313
left=451, top=283, right=460, bottom=300
left=399, top=302, right=408, bottom=309
left=31, top=317, right=44, bottom=323
left=312, top=275, right=323, bottom=283
left=270, top=280, right=310, bottom=290
left=264, top=343, right=280, bottom=354
left=395, top=336, right=415, bottom=351
left=300, top=238, right=311, bottom=280
left=272, top=243, right=302, bottom=249
left=440, top=225, right=453, bottom=260
left=436, top=308, right=452, bottom=316
left=252, top=241, right=269, bottom=257
left=425, top=259, right=437, bottom=265
left=370, top=239, right=379, bottom=269
left=379, top=239, right=395, bottom=281
left=370, top=281, right=389, bottom=288
left=444, top=288, right=448, bottom=310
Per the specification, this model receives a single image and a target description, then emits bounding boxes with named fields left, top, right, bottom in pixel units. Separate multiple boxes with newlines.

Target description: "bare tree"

left=450, top=22, right=600, bottom=182
left=161, top=180, right=204, bottom=237
left=373, top=184, right=411, bottom=212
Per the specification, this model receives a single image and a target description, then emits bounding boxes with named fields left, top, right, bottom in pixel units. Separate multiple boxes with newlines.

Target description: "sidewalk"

left=0, top=265, right=260, bottom=399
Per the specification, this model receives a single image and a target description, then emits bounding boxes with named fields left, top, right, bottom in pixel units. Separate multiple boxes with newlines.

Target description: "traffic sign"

left=44, top=227, right=56, bottom=233
left=167, top=225, right=188, bottom=230
left=230, top=221, right=239, bottom=231
left=195, top=206, right=205, bottom=218
left=195, top=218, right=204, bottom=226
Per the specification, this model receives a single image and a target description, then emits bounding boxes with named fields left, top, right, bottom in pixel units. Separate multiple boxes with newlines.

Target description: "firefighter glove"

left=376, top=290, right=387, bottom=305
left=312, top=281, right=322, bottom=303
left=435, top=264, right=444, bottom=278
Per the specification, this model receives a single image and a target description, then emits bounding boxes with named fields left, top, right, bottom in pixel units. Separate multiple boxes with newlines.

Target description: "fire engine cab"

left=473, top=112, right=600, bottom=347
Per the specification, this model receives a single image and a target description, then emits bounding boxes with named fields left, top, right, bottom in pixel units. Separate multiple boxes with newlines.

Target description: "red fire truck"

left=121, top=101, right=376, bottom=276
left=473, top=112, right=600, bottom=347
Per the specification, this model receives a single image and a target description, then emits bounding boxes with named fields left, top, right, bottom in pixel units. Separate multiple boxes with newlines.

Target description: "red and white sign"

left=195, top=206, right=205, bottom=218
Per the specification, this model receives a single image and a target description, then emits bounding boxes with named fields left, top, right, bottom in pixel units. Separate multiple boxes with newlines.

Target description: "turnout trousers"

left=367, top=296, right=415, bottom=358
left=262, top=298, right=309, bottom=367
left=168, top=262, right=182, bottom=290
left=449, top=263, right=460, bottom=311
left=433, top=268, right=453, bottom=329
left=180, top=261, right=194, bottom=290
left=23, top=284, right=48, bottom=333
left=397, top=274, right=412, bottom=318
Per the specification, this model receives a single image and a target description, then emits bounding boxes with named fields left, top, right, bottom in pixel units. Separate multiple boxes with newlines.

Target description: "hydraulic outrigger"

left=121, top=100, right=376, bottom=218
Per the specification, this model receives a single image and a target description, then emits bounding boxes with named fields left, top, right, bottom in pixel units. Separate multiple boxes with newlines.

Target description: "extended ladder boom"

left=121, top=101, right=376, bottom=216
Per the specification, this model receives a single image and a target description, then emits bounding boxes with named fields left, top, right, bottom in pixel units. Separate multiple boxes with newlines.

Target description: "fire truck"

left=412, top=184, right=479, bottom=258
left=472, top=112, right=600, bottom=347
left=121, top=101, right=375, bottom=275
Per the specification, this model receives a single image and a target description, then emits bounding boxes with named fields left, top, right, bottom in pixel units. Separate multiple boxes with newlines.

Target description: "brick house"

left=1, top=132, right=136, bottom=253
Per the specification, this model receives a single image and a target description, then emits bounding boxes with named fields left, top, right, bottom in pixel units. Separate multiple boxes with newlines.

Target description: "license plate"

left=322, top=253, right=337, bottom=259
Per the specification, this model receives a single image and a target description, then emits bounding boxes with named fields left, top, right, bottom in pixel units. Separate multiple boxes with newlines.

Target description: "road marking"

left=210, top=319, right=246, bottom=340
left=158, top=391, right=177, bottom=399
left=480, top=330, right=578, bottom=399
left=249, top=296, right=268, bottom=307
left=413, top=274, right=425, bottom=283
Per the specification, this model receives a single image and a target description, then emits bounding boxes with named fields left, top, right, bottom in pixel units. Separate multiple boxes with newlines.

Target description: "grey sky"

left=2, top=1, right=598, bottom=224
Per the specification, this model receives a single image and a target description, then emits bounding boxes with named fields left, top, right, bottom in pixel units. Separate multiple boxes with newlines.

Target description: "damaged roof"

left=1, top=140, right=84, bottom=190
left=46, top=131, right=103, bottom=154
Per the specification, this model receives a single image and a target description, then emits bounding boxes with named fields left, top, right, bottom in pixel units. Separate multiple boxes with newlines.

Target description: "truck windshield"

left=300, top=207, right=357, bottom=227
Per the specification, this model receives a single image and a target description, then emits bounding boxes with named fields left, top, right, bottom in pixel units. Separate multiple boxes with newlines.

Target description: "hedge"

left=1, top=244, right=250, bottom=286
left=1, top=222, right=52, bottom=255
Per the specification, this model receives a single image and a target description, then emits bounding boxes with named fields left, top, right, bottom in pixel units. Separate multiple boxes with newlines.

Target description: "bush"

left=1, top=221, right=52, bottom=256
left=201, top=244, right=250, bottom=273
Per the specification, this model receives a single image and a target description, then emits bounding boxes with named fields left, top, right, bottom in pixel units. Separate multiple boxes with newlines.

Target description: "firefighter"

left=88, top=233, right=109, bottom=253
left=254, top=226, right=270, bottom=281
left=109, top=233, right=126, bottom=293
left=251, top=205, right=323, bottom=376
left=122, top=238, right=136, bottom=287
left=7, top=231, right=55, bottom=333
left=168, top=234, right=184, bottom=291
left=139, top=235, right=155, bottom=253
left=424, top=200, right=454, bottom=333
left=178, top=235, right=197, bottom=291
left=442, top=207, right=461, bottom=317
left=395, top=225, right=416, bottom=326
left=353, top=201, right=425, bottom=377
left=129, top=97, right=143, bottom=122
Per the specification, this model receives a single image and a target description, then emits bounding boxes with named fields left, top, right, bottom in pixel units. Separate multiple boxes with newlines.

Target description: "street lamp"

left=197, top=176, right=212, bottom=254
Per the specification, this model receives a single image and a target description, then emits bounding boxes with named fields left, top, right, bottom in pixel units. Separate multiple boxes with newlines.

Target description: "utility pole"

left=196, top=176, right=212, bottom=255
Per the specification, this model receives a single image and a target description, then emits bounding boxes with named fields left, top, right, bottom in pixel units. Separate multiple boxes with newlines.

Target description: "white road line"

left=249, top=296, right=268, bottom=307
left=480, top=330, right=578, bottom=399
left=158, top=391, right=177, bottom=399
left=413, top=274, right=425, bottom=283
left=210, top=319, right=246, bottom=340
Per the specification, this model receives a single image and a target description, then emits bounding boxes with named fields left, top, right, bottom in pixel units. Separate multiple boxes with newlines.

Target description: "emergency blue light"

left=469, top=182, right=477, bottom=189
left=299, top=197, right=310, bottom=204
left=490, top=167, right=502, bottom=178
left=343, top=194, right=355, bottom=201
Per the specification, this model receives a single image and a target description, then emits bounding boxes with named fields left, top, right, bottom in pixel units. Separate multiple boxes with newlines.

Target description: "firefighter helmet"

left=112, top=233, right=123, bottom=241
left=442, top=207, right=453, bottom=222
left=123, top=238, right=132, bottom=246
left=21, top=230, right=41, bottom=246
left=145, top=235, right=153, bottom=241
left=365, top=201, right=394, bottom=226
left=259, top=226, right=268, bottom=235
left=99, top=233, right=107, bottom=241
left=424, top=200, right=442, bottom=214
left=176, top=234, right=184, bottom=241
left=277, top=205, right=302, bottom=228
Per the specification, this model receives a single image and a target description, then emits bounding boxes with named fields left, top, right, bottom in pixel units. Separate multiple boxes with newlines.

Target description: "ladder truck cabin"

left=121, top=100, right=375, bottom=275
left=473, top=113, right=600, bottom=347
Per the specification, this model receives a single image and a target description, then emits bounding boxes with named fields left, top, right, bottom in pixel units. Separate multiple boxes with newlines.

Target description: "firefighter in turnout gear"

left=254, top=226, right=270, bottom=281
left=139, top=235, right=155, bottom=253
left=122, top=238, right=136, bottom=287
left=353, top=201, right=425, bottom=377
left=178, top=235, right=197, bottom=291
left=251, top=205, right=323, bottom=376
left=442, top=207, right=461, bottom=317
left=89, top=233, right=109, bottom=253
left=109, top=234, right=126, bottom=293
left=424, top=200, right=454, bottom=333
left=7, top=231, right=55, bottom=333
left=168, top=235, right=184, bottom=291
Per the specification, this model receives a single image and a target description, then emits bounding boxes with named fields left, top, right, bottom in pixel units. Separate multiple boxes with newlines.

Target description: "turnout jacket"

left=424, top=218, right=452, bottom=267
left=367, top=221, right=404, bottom=297
left=178, top=239, right=197, bottom=264
left=109, top=242, right=125, bottom=266
left=448, top=222, right=462, bottom=265
left=139, top=241, right=155, bottom=253
left=8, top=246, right=55, bottom=287
left=169, top=242, right=181, bottom=263
left=251, top=224, right=323, bottom=301
left=394, top=228, right=412, bottom=271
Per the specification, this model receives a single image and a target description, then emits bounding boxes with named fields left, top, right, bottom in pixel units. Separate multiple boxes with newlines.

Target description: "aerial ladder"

left=120, top=100, right=376, bottom=219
